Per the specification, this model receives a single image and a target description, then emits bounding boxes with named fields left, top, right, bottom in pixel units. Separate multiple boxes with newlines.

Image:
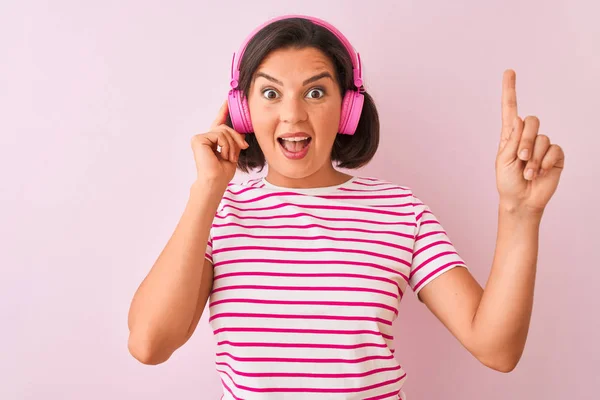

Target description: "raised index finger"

left=501, top=69, right=518, bottom=139
left=211, top=100, right=229, bottom=130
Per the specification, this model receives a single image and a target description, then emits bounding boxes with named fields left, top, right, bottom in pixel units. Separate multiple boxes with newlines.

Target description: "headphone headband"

left=229, top=14, right=363, bottom=91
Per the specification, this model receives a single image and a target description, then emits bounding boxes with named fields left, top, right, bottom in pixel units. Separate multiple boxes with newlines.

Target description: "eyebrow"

left=255, top=71, right=334, bottom=86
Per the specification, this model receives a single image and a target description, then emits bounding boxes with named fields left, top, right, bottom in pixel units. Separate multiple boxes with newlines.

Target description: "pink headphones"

left=227, top=14, right=365, bottom=135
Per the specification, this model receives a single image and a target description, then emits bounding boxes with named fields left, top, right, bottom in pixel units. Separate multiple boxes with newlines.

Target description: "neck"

left=265, top=164, right=352, bottom=189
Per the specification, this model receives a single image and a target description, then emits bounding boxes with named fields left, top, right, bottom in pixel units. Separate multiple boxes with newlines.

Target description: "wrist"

left=190, top=179, right=228, bottom=201
left=192, top=177, right=227, bottom=190
left=498, top=202, right=544, bottom=223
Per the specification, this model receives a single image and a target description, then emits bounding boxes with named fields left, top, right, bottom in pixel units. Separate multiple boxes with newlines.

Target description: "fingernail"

left=525, top=169, right=534, bottom=180
left=519, top=149, right=529, bottom=160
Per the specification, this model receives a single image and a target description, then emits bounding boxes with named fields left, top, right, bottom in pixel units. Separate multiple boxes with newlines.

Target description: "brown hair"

left=226, top=17, right=380, bottom=173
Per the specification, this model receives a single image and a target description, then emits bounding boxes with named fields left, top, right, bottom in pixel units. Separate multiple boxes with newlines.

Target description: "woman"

left=127, top=15, right=565, bottom=399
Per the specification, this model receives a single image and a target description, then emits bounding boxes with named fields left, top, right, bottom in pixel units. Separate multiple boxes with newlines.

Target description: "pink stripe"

left=419, top=220, right=440, bottom=229
left=415, top=230, right=447, bottom=240
left=354, top=181, right=396, bottom=187
left=212, top=327, right=394, bottom=340
left=244, top=178, right=262, bottom=187
left=415, top=209, right=434, bottom=221
left=222, top=191, right=327, bottom=203
left=413, top=262, right=467, bottom=291
left=217, top=340, right=389, bottom=350
left=364, top=389, right=403, bottom=400
left=339, top=186, right=406, bottom=192
left=213, top=259, right=409, bottom=282
left=205, top=253, right=213, bottom=262
left=220, top=378, right=241, bottom=400
left=216, top=367, right=404, bottom=393
left=209, top=298, right=398, bottom=315
left=220, top=202, right=412, bottom=218
left=213, top=271, right=401, bottom=291
left=225, top=186, right=412, bottom=198
left=413, top=240, right=453, bottom=258
left=211, top=285, right=398, bottom=299
left=209, top=312, right=393, bottom=325
left=216, top=352, right=394, bottom=364
left=213, top=221, right=415, bottom=237
left=215, top=361, right=401, bottom=378
left=318, top=193, right=411, bottom=200
left=213, top=233, right=412, bottom=253
left=371, top=202, right=414, bottom=208
left=213, top=245, right=410, bottom=266
left=410, top=251, right=459, bottom=278
left=226, top=186, right=256, bottom=196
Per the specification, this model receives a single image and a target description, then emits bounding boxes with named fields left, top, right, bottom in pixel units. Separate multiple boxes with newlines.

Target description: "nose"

left=279, top=95, right=308, bottom=125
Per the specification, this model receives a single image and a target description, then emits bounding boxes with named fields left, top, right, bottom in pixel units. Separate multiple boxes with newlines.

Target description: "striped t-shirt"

left=204, top=175, right=468, bottom=399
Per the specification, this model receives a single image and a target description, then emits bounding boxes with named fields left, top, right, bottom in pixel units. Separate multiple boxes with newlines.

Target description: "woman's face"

left=247, top=46, right=343, bottom=182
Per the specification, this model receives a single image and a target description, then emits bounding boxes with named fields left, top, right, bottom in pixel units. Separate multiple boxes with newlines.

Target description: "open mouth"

left=277, top=137, right=312, bottom=160
left=277, top=137, right=312, bottom=152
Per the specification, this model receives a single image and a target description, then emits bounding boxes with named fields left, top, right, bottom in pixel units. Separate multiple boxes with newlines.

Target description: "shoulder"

left=351, top=175, right=426, bottom=217
left=212, top=177, right=264, bottom=213
left=223, top=177, right=264, bottom=194
left=350, top=176, right=416, bottom=198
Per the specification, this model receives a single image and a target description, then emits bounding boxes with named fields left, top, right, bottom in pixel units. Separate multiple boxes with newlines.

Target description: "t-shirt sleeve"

left=204, top=228, right=214, bottom=264
left=204, top=198, right=224, bottom=265
left=409, top=193, right=468, bottom=302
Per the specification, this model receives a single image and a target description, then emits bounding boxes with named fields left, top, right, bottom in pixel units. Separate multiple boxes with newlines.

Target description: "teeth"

left=280, top=137, right=309, bottom=142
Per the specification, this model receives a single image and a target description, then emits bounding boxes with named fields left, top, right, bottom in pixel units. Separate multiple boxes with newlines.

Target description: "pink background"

left=1, top=0, right=598, bottom=398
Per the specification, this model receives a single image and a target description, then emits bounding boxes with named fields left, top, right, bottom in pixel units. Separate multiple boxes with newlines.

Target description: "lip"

left=278, top=136, right=312, bottom=160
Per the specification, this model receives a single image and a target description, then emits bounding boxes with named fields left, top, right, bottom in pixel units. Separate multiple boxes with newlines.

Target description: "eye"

left=262, top=89, right=279, bottom=100
left=306, top=88, right=325, bottom=99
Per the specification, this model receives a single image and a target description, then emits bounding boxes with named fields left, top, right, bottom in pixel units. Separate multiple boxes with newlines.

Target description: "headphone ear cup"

left=239, top=96, right=253, bottom=133
left=338, top=91, right=352, bottom=134
left=227, top=89, right=253, bottom=133
left=338, top=90, right=364, bottom=135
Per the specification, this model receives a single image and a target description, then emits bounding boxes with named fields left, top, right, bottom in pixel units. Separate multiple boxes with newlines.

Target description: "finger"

left=524, top=134, right=551, bottom=180
left=218, top=124, right=249, bottom=150
left=227, top=132, right=237, bottom=162
left=211, top=100, right=230, bottom=130
left=207, top=131, right=231, bottom=160
left=498, top=116, right=523, bottom=163
left=226, top=131, right=245, bottom=163
left=217, top=126, right=244, bottom=161
left=220, top=130, right=237, bottom=162
left=191, top=131, right=220, bottom=150
left=501, top=69, right=518, bottom=142
left=539, top=144, right=565, bottom=176
left=517, top=116, right=540, bottom=162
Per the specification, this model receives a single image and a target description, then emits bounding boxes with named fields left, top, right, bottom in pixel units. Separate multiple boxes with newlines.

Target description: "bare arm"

left=468, top=207, right=541, bottom=370
left=127, top=180, right=226, bottom=365
left=418, top=206, right=541, bottom=373
left=418, top=70, right=564, bottom=373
